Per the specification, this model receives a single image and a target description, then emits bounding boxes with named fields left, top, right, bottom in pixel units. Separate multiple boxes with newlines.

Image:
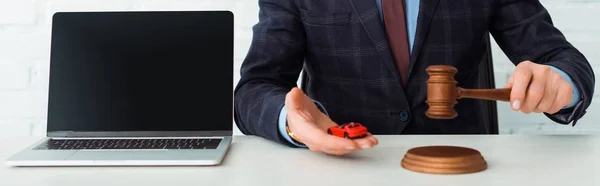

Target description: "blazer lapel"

left=407, top=0, right=440, bottom=81
left=348, top=0, right=402, bottom=84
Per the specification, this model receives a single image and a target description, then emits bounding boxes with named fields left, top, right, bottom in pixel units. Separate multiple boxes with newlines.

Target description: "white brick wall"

left=0, top=0, right=597, bottom=137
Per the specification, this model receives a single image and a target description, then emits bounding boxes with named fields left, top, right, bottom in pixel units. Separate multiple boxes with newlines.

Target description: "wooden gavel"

left=425, top=65, right=511, bottom=119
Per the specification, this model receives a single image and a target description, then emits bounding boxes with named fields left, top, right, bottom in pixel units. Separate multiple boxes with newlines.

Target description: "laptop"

left=6, top=11, right=234, bottom=166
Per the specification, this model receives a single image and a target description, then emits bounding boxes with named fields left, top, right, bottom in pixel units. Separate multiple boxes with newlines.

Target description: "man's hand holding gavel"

left=504, top=61, right=574, bottom=115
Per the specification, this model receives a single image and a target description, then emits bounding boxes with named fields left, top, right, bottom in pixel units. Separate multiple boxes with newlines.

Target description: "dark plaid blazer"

left=234, top=0, right=595, bottom=146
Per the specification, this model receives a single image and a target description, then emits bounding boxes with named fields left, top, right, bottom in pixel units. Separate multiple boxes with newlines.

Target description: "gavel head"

left=425, top=65, right=458, bottom=119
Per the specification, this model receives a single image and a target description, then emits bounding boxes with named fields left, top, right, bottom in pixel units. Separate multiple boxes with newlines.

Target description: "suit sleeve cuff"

left=547, top=65, right=580, bottom=109
left=278, top=99, right=328, bottom=148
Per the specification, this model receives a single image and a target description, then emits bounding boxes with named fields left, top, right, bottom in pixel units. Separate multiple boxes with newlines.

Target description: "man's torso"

left=296, top=0, right=499, bottom=134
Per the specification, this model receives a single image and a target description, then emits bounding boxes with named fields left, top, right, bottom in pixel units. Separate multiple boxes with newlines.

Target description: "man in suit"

left=234, top=0, right=595, bottom=155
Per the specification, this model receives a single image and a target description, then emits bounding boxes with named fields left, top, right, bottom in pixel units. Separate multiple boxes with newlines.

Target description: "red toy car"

left=327, top=122, right=368, bottom=139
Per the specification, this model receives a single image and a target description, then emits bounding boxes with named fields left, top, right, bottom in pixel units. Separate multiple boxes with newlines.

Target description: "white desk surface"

left=1, top=135, right=599, bottom=186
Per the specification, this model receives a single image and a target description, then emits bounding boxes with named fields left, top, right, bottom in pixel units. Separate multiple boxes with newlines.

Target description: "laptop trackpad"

left=68, top=151, right=174, bottom=160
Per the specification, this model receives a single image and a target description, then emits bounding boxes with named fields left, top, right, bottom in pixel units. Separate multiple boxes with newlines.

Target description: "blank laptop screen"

left=47, top=11, right=233, bottom=133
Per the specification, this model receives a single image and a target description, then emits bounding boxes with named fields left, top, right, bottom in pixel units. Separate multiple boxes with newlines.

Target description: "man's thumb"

left=284, top=88, right=316, bottom=130
left=285, top=87, right=305, bottom=110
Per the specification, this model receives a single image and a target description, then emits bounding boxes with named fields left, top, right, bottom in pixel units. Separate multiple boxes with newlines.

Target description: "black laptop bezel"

left=46, top=11, right=234, bottom=138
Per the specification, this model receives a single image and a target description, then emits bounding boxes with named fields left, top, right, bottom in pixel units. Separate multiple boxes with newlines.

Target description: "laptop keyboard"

left=33, top=138, right=222, bottom=150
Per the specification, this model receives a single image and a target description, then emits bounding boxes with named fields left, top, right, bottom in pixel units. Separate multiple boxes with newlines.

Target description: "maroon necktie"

left=382, top=0, right=411, bottom=85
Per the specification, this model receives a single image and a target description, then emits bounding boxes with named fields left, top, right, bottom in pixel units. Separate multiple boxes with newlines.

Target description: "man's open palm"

left=285, top=87, right=378, bottom=155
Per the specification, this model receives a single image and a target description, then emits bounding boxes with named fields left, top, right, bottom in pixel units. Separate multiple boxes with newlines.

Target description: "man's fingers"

left=548, top=81, right=573, bottom=114
left=510, top=67, right=533, bottom=111
left=309, top=145, right=351, bottom=156
left=548, top=89, right=567, bottom=114
left=522, top=66, right=553, bottom=113
left=522, top=75, right=545, bottom=114
left=319, top=141, right=354, bottom=155
left=306, top=132, right=380, bottom=156
left=318, top=132, right=379, bottom=155
left=366, top=133, right=378, bottom=145
left=534, top=75, right=559, bottom=113
left=292, top=121, right=359, bottom=153
left=320, top=148, right=352, bottom=156
left=533, top=83, right=556, bottom=113
left=354, top=137, right=376, bottom=149
left=319, top=133, right=361, bottom=151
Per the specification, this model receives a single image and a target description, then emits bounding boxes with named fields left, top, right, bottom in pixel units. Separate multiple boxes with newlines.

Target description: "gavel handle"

left=457, top=87, right=511, bottom=102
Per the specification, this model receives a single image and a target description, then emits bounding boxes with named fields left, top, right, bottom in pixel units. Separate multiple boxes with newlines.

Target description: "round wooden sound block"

left=401, top=146, right=487, bottom=174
